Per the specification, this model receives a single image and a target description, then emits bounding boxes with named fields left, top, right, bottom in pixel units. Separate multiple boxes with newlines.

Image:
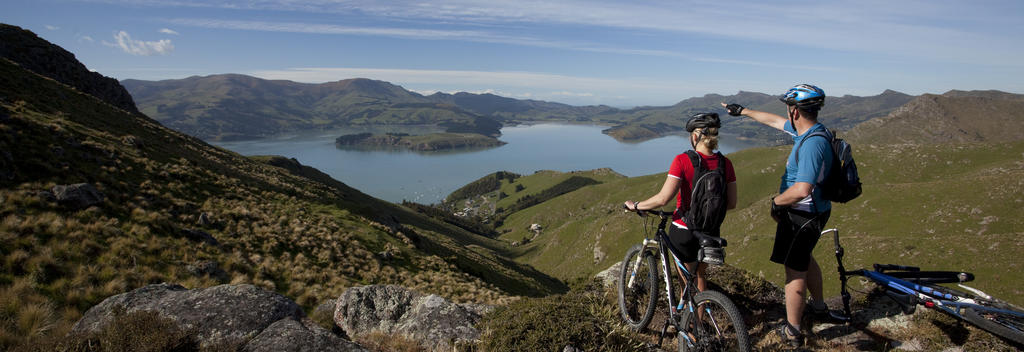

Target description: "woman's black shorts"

left=668, top=225, right=702, bottom=263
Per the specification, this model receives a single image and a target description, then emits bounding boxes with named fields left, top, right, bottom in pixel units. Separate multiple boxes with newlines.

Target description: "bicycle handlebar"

left=622, top=204, right=727, bottom=247
left=622, top=204, right=673, bottom=217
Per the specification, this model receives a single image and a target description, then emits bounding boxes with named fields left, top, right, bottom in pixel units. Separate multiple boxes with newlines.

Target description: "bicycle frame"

left=624, top=210, right=701, bottom=345
left=829, top=228, right=1024, bottom=323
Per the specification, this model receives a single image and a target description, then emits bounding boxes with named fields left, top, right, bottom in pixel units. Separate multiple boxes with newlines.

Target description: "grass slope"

left=445, top=169, right=626, bottom=225
left=0, top=58, right=564, bottom=349
left=496, top=142, right=1024, bottom=306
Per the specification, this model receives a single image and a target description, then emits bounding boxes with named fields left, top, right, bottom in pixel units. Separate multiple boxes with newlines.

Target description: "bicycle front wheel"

left=682, top=290, right=750, bottom=352
left=617, top=244, right=658, bottom=331
left=963, top=304, right=1024, bottom=345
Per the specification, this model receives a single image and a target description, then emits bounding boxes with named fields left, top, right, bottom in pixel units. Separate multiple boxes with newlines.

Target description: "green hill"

left=442, top=169, right=626, bottom=227
left=0, top=34, right=564, bottom=349
left=493, top=95, right=1024, bottom=306
left=122, top=75, right=504, bottom=141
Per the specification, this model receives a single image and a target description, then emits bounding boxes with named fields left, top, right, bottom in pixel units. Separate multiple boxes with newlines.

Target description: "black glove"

left=725, top=103, right=745, bottom=116
left=770, top=196, right=787, bottom=221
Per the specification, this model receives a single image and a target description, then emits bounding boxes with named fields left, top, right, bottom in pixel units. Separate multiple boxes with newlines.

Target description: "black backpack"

left=683, top=151, right=729, bottom=234
left=796, top=129, right=862, bottom=203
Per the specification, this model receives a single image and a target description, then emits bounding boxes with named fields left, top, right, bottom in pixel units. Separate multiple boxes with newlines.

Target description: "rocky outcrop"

left=0, top=24, right=140, bottom=114
left=246, top=318, right=365, bottom=352
left=50, top=183, right=104, bottom=210
left=334, top=285, right=492, bottom=351
left=72, top=283, right=364, bottom=350
left=180, top=228, right=220, bottom=246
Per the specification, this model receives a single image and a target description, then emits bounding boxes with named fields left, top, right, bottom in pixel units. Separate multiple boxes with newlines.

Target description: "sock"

left=790, top=323, right=801, bottom=333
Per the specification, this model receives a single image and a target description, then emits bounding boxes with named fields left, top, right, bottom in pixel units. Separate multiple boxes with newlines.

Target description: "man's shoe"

left=809, top=304, right=849, bottom=323
left=776, top=322, right=804, bottom=348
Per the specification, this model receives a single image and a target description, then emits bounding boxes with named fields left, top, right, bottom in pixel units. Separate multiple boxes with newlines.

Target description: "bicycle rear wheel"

left=618, top=244, right=658, bottom=331
left=963, top=304, right=1024, bottom=345
left=681, top=290, right=750, bottom=352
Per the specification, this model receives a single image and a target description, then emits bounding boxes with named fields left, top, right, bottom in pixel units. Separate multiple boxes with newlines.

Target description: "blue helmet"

left=779, top=84, right=825, bottom=111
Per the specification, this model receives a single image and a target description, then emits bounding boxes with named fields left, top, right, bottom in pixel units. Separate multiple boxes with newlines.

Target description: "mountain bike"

left=618, top=207, right=751, bottom=351
left=828, top=228, right=1024, bottom=345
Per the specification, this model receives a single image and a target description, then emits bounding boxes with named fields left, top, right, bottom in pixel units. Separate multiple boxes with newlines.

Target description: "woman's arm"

left=726, top=182, right=737, bottom=210
left=625, top=176, right=680, bottom=211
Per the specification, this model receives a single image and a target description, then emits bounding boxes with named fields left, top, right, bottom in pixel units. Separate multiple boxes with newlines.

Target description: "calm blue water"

left=213, top=124, right=760, bottom=204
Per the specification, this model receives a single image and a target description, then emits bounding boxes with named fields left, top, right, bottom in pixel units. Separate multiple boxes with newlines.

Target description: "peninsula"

left=335, top=132, right=507, bottom=152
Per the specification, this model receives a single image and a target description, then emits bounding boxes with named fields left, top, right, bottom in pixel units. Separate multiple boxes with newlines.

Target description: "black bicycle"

left=617, top=207, right=750, bottom=351
left=829, top=228, right=1024, bottom=345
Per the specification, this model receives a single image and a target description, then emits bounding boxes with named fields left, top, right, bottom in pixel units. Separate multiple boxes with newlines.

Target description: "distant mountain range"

left=124, top=74, right=919, bottom=145
left=596, top=89, right=916, bottom=143
left=123, top=75, right=614, bottom=141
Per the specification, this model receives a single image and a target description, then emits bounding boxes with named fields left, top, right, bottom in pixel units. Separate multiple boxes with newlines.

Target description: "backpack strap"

left=685, top=150, right=703, bottom=171
left=794, top=129, right=833, bottom=213
left=794, top=129, right=831, bottom=166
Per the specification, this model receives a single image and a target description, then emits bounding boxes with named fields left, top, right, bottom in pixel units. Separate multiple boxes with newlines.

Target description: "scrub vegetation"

left=0, top=58, right=565, bottom=350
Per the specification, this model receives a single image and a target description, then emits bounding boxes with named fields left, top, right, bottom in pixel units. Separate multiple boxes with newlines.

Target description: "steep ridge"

left=0, top=24, right=138, bottom=114
left=845, top=90, right=1024, bottom=144
left=122, top=75, right=498, bottom=141
left=0, top=32, right=564, bottom=349
left=428, top=91, right=617, bottom=120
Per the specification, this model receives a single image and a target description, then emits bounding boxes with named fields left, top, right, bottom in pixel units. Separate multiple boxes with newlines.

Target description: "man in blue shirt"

left=722, top=84, right=840, bottom=347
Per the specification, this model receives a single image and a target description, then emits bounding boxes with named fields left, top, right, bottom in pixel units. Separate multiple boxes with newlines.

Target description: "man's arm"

left=721, top=102, right=787, bottom=131
left=773, top=182, right=812, bottom=206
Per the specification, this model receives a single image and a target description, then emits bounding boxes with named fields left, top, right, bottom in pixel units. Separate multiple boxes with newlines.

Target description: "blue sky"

left=3, top=0, right=1023, bottom=107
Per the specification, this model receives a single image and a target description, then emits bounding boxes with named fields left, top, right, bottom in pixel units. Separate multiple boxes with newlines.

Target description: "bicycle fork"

left=626, top=238, right=659, bottom=289
left=827, top=228, right=856, bottom=323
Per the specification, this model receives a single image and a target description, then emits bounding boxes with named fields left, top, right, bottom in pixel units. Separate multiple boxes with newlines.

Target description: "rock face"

left=72, top=283, right=364, bottom=350
left=334, top=285, right=492, bottom=351
left=0, top=24, right=140, bottom=114
left=51, top=183, right=104, bottom=210
left=246, top=318, right=365, bottom=352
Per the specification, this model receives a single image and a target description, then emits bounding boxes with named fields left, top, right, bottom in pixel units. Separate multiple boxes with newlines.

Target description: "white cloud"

left=105, top=31, right=174, bottom=56
left=167, top=18, right=803, bottom=69
left=154, top=0, right=1022, bottom=66
left=551, top=91, right=594, bottom=97
left=159, top=28, right=179, bottom=35
left=79, top=35, right=94, bottom=43
left=45, top=25, right=59, bottom=31
left=168, top=18, right=528, bottom=42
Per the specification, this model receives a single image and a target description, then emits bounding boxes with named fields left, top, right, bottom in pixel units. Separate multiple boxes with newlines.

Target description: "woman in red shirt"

left=624, top=112, right=737, bottom=294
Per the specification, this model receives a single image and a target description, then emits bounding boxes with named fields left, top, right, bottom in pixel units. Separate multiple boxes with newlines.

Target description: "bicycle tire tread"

left=682, top=290, right=751, bottom=352
left=963, top=306, right=1024, bottom=345
left=617, top=244, right=659, bottom=331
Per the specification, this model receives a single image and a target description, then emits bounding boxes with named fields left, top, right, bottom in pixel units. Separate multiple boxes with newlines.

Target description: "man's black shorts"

left=770, top=209, right=830, bottom=272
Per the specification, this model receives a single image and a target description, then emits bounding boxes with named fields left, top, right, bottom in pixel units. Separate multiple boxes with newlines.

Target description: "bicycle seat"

left=694, top=232, right=726, bottom=248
